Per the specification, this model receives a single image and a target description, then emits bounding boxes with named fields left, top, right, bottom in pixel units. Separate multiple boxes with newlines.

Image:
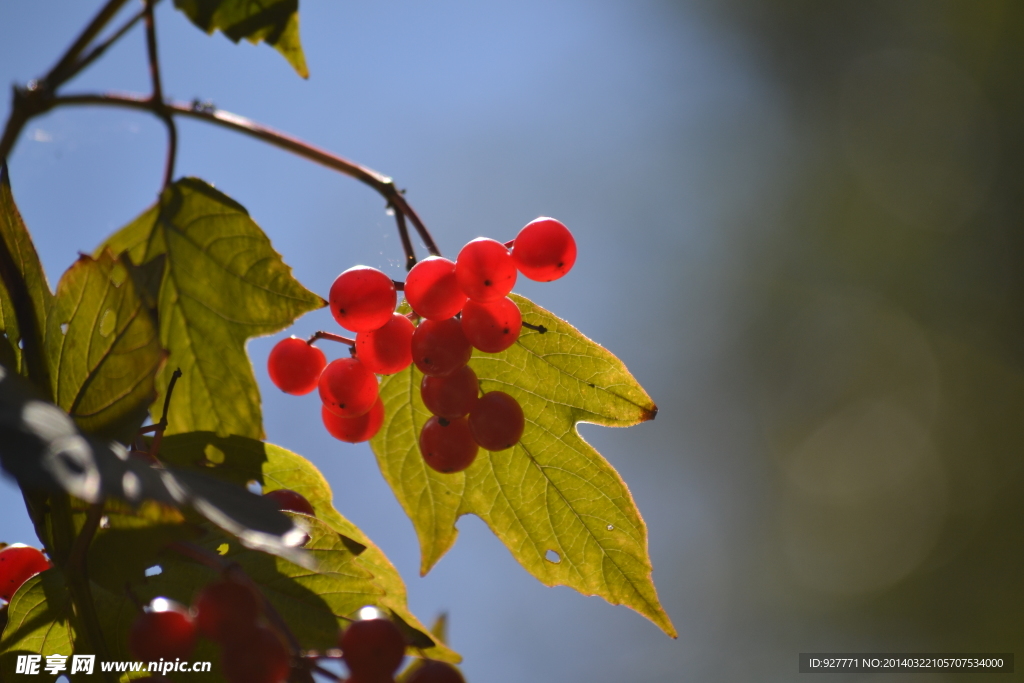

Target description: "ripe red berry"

left=128, top=598, right=197, bottom=662
left=460, top=297, right=522, bottom=353
left=267, top=337, right=326, bottom=395
left=511, top=217, right=576, bottom=282
left=420, top=365, right=479, bottom=419
left=322, top=398, right=385, bottom=443
left=319, top=358, right=379, bottom=417
left=340, top=617, right=406, bottom=681
left=455, top=238, right=517, bottom=302
left=221, top=624, right=290, bottom=683
left=468, top=391, right=525, bottom=451
left=193, top=579, right=263, bottom=643
left=404, top=257, right=467, bottom=320
left=329, top=266, right=397, bottom=332
left=355, top=313, right=415, bottom=374
left=419, top=416, right=478, bottom=473
left=411, top=318, right=472, bottom=377
left=263, top=489, right=315, bottom=516
left=407, top=661, right=467, bottom=683
left=0, top=544, right=50, bottom=602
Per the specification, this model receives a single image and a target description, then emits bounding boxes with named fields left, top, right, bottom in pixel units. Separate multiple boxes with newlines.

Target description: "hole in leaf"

left=56, top=677, right=70, bottom=683
left=99, top=515, right=110, bottom=529
left=60, top=323, right=69, bottom=335
left=144, top=565, right=162, bottom=577
left=18, top=338, right=24, bottom=349
left=99, top=309, right=116, bottom=337
left=545, top=549, right=561, bottom=564
left=606, top=524, right=614, bottom=531
left=246, top=480, right=262, bottom=494
left=216, top=543, right=229, bottom=556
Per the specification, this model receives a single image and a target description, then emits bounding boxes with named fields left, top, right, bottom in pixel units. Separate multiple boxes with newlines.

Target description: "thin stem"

left=522, top=321, right=548, bottom=334
left=311, top=663, right=345, bottom=682
left=167, top=541, right=303, bottom=656
left=307, top=331, right=355, bottom=346
left=44, top=0, right=133, bottom=90
left=392, top=203, right=417, bottom=270
left=143, top=0, right=175, bottom=188
left=63, top=6, right=149, bottom=86
left=68, top=502, right=105, bottom=573
left=47, top=93, right=442, bottom=255
left=392, top=279, right=405, bottom=291
left=149, top=367, right=182, bottom=460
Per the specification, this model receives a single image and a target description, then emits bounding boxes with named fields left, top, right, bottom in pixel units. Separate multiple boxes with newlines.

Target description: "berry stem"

left=503, top=239, right=515, bottom=249
left=391, top=202, right=418, bottom=271
left=392, top=279, right=405, bottom=291
left=149, top=367, right=182, bottom=461
left=142, top=0, right=176, bottom=190
left=522, top=321, right=548, bottom=334
left=308, top=330, right=356, bottom=347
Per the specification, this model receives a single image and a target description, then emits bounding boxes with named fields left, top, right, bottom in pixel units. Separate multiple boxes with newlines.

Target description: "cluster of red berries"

left=267, top=217, right=576, bottom=474
left=0, top=543, right=51, bottom=603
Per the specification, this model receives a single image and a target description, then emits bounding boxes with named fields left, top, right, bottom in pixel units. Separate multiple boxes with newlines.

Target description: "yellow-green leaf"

left=101, top=178, right=325, bottom=439
left=156, top=431, right=459, bottom=662
left=172, top=0, right=308, bottom=78
left=372, top=294, right=676, bottom=637
left=45, top=251, right=164, bottom=443
left=0, top=570, right=74, bottom=678
left=0, top=163, right=53, bottom=389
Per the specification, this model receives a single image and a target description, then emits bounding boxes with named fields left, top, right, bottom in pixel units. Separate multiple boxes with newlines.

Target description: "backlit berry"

left=263, top=489, right=315, bottom=516
left=356, top=313, right=415, bottom=374
left=322, top=398, right=385, bottom=443
left=267, top=337, right=326, bottom=395
left=340, top=617, right=406, bottom=681
left=411, top=318, right=472, bottom=377
left=511, top=217, right=576, bottom=282
left=420, top=365, right=479, bottom=419
left=194, top=579, right=263, bottom=643
left=420, top=416, right=478, bottom=473
left=221, top=624, right=290, bottom=683
left=129, top=598, right=197, bottom=662
left=0, top=544, right=50, bottom=602
left=468, top=391, right=525, bottom=451
left=407, top=661, right=467, bottom=683
left=405, top=257, right=467, bottom=320
left=455, top=238, right=517, bottom=302
left=329, top=266, right=397, bottom=332
left=319, top=358, right=379, bottom=417
left=461, top=297, right=522, bottom=353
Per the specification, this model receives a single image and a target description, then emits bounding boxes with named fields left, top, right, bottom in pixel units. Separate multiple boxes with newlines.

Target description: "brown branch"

left=392, top=203, right=417, bottom=270
left=44, top=0, right=134, bottom=90
left=46, top=92, right=442, bottom=256
left=307, top=331, right=355, bottom=347
left=143, top=0, right=175, bottom=188
left=61, top=6, right=149, bottom=86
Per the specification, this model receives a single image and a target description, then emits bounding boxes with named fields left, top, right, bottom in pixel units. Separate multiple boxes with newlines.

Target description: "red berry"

left=0, top=544, right=50, bottom=602
left=460, top=297, right=522, bottom=353
left=420, top=365, right=479, bottom=419
left=511, top=217, right=576, bottom=282
left=419, top=416, right=478, bottom=473
left=193, top=580, right=263, bottom=643
left=404, top=257, right=467, bottom=320
left=319, top=358, right=379, bottom=417
left=411, top=318, right=472, bottom=377
left=355, top=313, right=414, bottom=374
left=468, top=391, right=525, bottom=451
left=263, top=489, right=315, bottom=516
left=407, top=661, right=467, bottom=683
left=340, top=618, right=406, bottom=680
left=455, top=238, right=517, bottom=302
left=267, top=337, right=326, bottom=396
left=128, top=599, right=197, bottom=662
left=329, top=266, right=397, bottom=332
left=221, top=624, right=290, bottom=683
left=322, top=399, right=385, bottom=443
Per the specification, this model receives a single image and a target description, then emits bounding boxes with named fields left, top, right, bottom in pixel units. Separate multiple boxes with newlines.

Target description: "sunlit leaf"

left=173, top=0, right=308, bottom=78
left=101, top=178, right=325, bottom=440
left=157, top=431, right=459, bottom=662
left=45, top=251, right=164, bottom=443
left=0, top=162, right=53, bottom=389
left=372, top=294, right=676, bottom=637
left=0, top=570, right=73, bottom=678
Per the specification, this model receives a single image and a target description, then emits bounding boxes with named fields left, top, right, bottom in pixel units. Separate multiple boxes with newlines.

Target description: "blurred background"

left=1, top=1, right=1022, bottom=680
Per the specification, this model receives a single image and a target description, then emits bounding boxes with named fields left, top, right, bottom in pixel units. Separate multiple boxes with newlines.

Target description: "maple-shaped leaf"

left=173, top=0, right=308, bottom=78
left=101, top=178, right=325, bottom=440
left=372, top=294, right=676, bottom=637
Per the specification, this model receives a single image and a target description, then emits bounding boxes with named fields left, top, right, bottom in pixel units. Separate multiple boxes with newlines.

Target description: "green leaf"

left=173, top=0, right=309, bottom=78
left=101, top=178, right=325, bottom=439
left=0, top=570, right=74, bottom=678
left=0, top=162, right=53, bottom=389
left=45, top=251, right=165, bottom=443
left=156, top=431, right=459, bottom=662
left=372, top=294, right=676, bottom=637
